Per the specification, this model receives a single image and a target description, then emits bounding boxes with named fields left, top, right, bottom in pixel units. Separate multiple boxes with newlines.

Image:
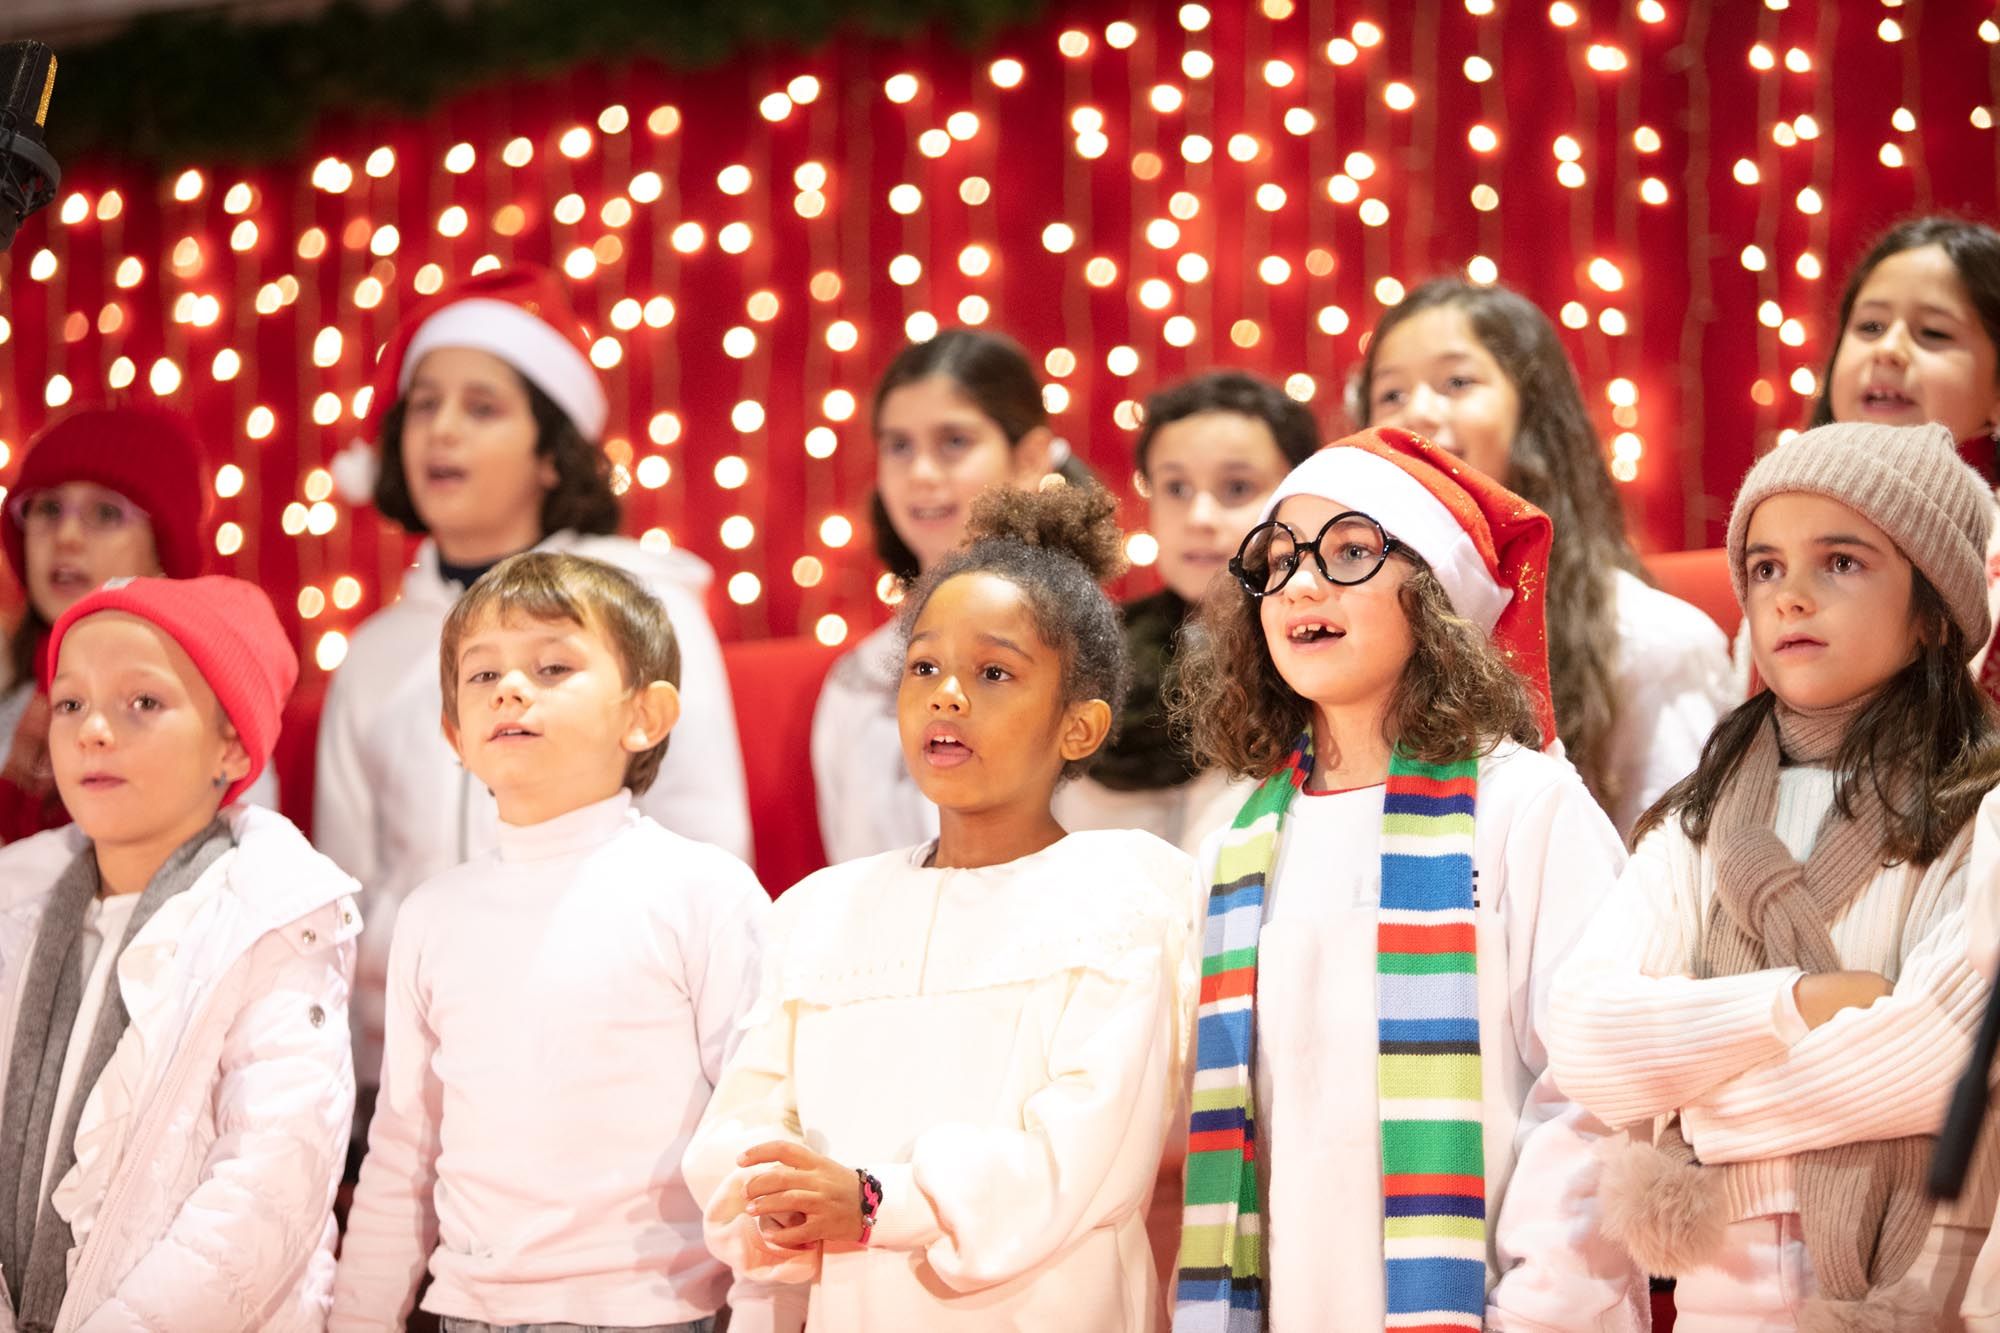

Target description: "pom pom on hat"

left=45, top=576, right=299, bottom=807
left=358, top=264, right=608, bottom=470
left=1260, top=426, right=1558, bottom=743
left=3, top=406, right=210, bottom=581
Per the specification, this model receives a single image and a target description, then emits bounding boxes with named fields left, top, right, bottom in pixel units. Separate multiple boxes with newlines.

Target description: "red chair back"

left=1642, top=548, right=1739, bottom=640
left=722, top=635, right=842, bottom=893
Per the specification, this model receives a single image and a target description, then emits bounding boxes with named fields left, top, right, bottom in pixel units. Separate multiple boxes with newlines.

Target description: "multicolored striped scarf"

left=1174, top=734, right=1486, bottom=1332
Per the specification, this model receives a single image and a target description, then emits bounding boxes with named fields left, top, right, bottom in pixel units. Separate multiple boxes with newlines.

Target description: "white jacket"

left=0, top=804, right=361, bottom=1333
left=313, top=530, right=750, bottom=1087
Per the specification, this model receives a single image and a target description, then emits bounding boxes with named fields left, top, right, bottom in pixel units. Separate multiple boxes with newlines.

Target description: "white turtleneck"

left=331, top=790, right=787, bottom=1331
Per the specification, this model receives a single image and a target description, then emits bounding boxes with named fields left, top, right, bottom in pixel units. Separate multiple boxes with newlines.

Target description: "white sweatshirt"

left=809, top=619, right=935, bottom=864
left=329, top=791, right=789, bottom=1331
left=1187, top=743, right=1646, bottom=1332
left=313, top=530, right=751, bottom=1089
left=1549, top=766, right=2000, bottom=1235
left=684, top=829, right=1195, bottom=1332
left=1603, top=570, right=1735, bottom=836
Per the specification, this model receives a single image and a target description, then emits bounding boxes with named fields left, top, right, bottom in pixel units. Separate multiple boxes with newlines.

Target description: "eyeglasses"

left=7, top=489, right=150, bottom=535
left=1229, top=511, right=1402, bottom=597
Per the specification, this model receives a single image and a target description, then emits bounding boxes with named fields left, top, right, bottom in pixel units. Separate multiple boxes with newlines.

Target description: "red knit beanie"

left=3, top=406, right=210, bottom=582
left=44, top=576, right=298, bottom=805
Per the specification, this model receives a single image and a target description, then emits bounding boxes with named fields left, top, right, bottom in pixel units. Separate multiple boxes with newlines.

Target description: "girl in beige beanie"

left=1549, top=420, right=2000, bottom=1332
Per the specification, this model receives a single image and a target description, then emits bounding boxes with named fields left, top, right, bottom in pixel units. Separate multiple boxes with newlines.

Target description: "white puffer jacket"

left=0, top=804, right=361, bottom=1333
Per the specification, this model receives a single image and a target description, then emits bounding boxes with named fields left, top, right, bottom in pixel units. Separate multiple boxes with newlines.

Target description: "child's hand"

left=739, top=1140, right=865, bottom=1249
left=1793, top=969, right=1893, bottom=1029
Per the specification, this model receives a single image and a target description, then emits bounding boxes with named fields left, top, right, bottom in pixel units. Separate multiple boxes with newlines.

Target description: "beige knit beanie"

left=1725, top=421, right=1994, bottom=656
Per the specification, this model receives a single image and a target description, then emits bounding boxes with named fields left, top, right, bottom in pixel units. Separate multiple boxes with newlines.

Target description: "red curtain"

left=2, top=0, right=1996, bottom=679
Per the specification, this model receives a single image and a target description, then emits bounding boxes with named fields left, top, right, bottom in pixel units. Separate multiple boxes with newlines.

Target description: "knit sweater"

left=1548, top=765, right=2000, bottom=1230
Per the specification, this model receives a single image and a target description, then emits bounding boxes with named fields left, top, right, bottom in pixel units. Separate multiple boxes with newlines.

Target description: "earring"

left=211, top=774, right=227, bottom=790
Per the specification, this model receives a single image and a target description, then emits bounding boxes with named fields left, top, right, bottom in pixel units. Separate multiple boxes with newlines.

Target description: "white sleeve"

left=810, top=659, right=917, bottom=865
left=1969, top=789, right=2000, bottom=983
left=312, top=664, right=379, bottom=889
left=861, top=940, right=1179, bottom=1294
left=76, top=936, right=355, bottom=1332
left=1684, top=854, right=1988, bottom=1160
left=680, top=904, right=822, bottom=1289
left=640, top=585, right=752, bottom=865
left=1604, top=605, right=1733, bottom=837
left=329, top=899, right=444, bottom=1331
left=1488, top=775, right=1648, bottom=1332
left=1546, top=826, right=1802, bottom=1129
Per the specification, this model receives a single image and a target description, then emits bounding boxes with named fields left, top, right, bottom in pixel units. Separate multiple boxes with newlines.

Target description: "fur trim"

left=1596, top=1138, right=1730, bottom=1276
left=1797, top=1279, right=1936, bottom=1333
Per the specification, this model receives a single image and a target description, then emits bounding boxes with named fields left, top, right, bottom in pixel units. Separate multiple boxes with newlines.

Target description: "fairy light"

left=1106, top=20, right=1138, bottom=48
left=107, top=357, right=135, bottom=389
left=1317, top=305, right=1351, bottom=335
left=823, top=390, right=858, bottom=421
left=805, top=428, right=838, bottom=459
left=1468, top=124, right=1499, bottom=152
left=906, top=311, right=940, bottom=341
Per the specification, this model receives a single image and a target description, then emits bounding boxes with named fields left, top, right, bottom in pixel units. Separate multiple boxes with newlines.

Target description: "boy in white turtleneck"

left=331, top=552, right=795, bottom=1333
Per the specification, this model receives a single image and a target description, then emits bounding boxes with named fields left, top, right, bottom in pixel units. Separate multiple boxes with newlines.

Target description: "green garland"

left=45, top=0, right=1049, bottom=168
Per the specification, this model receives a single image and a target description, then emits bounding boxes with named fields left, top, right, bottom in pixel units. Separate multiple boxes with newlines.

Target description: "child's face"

left=1365, top=305, right=1522, bottom=483
left=18, top=481, right=162, bottom=624
left=1257, top=494, right=1416, bottom=720
left=445, top=609, right=675, bottom=825
left=1829, top=244, right=2000, bottom=445
left=898, top=571, right=1102, bottom=815
left=47, top=612, right=246, bottom=850
left=1143, top=412, right=1295, bottom=604
left=400, top=346, right=557, bottom=562
left=877, top=376, right=1047, bottom=573
left=1743, top=492, right=1921, bottom=711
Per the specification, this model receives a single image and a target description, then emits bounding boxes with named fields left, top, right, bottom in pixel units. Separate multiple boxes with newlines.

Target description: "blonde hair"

left=439, top=551, right=680, bottom=793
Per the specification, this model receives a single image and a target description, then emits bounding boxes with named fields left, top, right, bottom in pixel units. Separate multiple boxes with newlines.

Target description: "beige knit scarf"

left=1602, top=694, right=1939, bottom=1332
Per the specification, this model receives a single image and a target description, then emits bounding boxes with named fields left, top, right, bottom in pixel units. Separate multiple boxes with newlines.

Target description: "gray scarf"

left=0, top=819, right=232, bottom=1332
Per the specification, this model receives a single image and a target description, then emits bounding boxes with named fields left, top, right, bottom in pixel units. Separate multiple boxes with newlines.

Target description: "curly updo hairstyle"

left=897, top=483, right=1130, bottom=780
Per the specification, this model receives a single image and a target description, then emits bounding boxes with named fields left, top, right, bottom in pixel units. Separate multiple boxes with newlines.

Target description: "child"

left=313, top=264, right=750, bottom=1136
left=687, top=484, right=1195, bottom=1331
left=1793, top=216, right=2000, bottom=697
left=0, top=406, right=277, bottom=843
left=1168, top=426, right=1644, bottom=1330
left=1357, top=277, right=1734, bottom=836
left=1052, top=370, right=1315, bottom=854
left=331, top=552, right=784, bottom=1333
left=1548, top=421, right=2000, bottom=1329
left=810, top=329, right=1058, bottom=864
left=0, top=575, right=356, bottom=1330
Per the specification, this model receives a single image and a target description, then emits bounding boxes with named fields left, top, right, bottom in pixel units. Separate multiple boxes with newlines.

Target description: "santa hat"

left=336, top=265, right=607, bottom=504
left=45, top=575, right=298, bottom=806
left=1260, top=425, right=1557, bottom=742
left=3, top=406, right=209, bottom=581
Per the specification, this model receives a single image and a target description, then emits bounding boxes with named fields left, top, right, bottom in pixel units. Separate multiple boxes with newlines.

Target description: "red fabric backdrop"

left=1, top=0, right=1997, bottom=678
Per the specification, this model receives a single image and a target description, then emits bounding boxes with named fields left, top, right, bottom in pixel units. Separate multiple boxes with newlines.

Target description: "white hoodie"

left=313, top=530, right=751, bottom=1088
left=0, top=804, right=361, bottom=1333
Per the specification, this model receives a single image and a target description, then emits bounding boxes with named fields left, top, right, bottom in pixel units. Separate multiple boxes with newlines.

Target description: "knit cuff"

left=862, top=1162, right=942, bottom=1251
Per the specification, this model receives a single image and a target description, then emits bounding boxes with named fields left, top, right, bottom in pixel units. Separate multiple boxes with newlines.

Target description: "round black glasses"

left=1229, top=511, right=1402, bottom=598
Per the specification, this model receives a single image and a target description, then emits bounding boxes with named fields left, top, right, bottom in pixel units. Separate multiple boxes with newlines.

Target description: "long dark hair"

left=7, top=607, right=46, bottom=691
left=870, top=329, right=1050, bottom=582
left=1809, top=215, right=2000, bottom=460
left=1633, top=574, right=2000, bottom=864
left=1355, top=277, right=1642, bottom=809
left=372, top=372, right=619, bottom=540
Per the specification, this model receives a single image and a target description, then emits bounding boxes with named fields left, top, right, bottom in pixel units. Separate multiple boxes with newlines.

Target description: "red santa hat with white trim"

left=1260, top=425, right=1558, bottom=743
left=333, top=264, right=607, bottom=503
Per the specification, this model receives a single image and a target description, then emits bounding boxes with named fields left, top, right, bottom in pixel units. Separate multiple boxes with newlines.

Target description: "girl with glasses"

left=1165, top=427, right=1644, bottom=1332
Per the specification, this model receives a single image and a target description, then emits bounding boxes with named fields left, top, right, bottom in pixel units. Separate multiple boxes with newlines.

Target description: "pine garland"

left=43, top=0, right=1049, bottom=167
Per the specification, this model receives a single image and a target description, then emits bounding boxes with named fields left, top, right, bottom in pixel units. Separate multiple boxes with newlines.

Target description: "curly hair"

left=1632, top=573, right=2000, bottom=865
left=1173, top=548, right=1541, bottom=779
left=1355, top=277, right=1642, bottom=810
left=373, top=372, right=620, bottom=541
left=898, top=483, right=1130, bottom=780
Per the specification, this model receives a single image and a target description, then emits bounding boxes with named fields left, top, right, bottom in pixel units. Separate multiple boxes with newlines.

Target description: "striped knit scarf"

left=1174, top=734, right=1486, bottom=1332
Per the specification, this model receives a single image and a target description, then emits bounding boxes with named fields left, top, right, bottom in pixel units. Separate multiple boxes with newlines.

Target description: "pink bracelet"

left=855, top=1167, right=883, bottom=1245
